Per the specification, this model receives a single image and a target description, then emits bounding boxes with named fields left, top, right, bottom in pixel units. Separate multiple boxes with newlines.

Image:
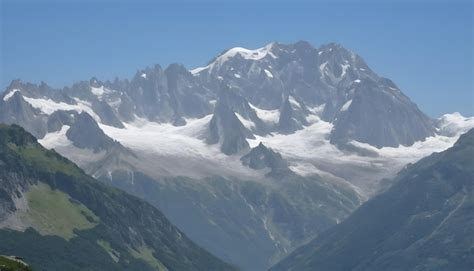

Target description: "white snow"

left=305, top=114, right=320, bottom=124
left=22, top=96, right=101, bottom=122
left=318, top=51, right=323, bottom=55
left=2, top=89, right=20, bottom=102
left=247, top=114, right=465, bottom=199
left=141, top=73, right=147, bottom=79
left=248, top=103, right=280, bottom=124
left=38, top=128, right=106, bottom=170
left=340, top=99, right=352, bottom=111
left=234, top=73, right=241, bottom=78
left=190, top=42, right=276, bottom=74
left=90, top=86, right=113, bottom=99
left=340, top=64, right=350, bottom=78
left=108, top=97, right=122, bottom=109
left=348, top=134, right=459, bottom=165
left=218, top=43, right=276, bottom=62
left=39, top=125, right=72, bottom=148
left=319, top=61, right=328, bottom=72
left=91, top=86, right=105, bottom=97
left=97, top=116, right=263, bottom=180
left=307, top=103, right=325, bottom=116
left=248, top=116, right=335, bottom=161
left=264, top=69, right=274, bottom=78
left=354, top=79, right=361, bottom=83
left=235, top=113, right=256, bottom=129
left=437, top=112, right=474, bottom=136
left=288, top=96, right=301, bottom=109
left=190, top=66, right=208, bottom=75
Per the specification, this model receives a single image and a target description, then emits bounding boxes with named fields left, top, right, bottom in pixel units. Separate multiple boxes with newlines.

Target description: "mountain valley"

left=1, top=41, right=473, bottom=270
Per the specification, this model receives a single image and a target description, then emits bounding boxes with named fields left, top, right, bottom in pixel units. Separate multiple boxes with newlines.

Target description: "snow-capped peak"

left=90, top=86, right=105, bottom=96
left=437, top=112, right=474, bottom=136
left=190, top=42, right=277, bottom=75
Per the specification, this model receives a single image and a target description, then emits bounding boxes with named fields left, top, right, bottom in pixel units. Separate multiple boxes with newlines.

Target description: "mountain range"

left=1, top=41, right=473, bottom=270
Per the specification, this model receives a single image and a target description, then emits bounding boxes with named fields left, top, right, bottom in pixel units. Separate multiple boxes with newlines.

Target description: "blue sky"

left=1, top=0, right=472, bottom=117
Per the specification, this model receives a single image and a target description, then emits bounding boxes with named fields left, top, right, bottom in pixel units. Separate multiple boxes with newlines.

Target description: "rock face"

left=241, top=142, right=290, bottom=176
left=277, top=98, right=298, bottom=134
left=0, top=124, right=235, bottom=271
left=206, top=92, right=255, bottom=155
left=0, top=88, right=47, bottom=139
left=193, top=41, right=435, bottom=147
left=65, top=112, right=116, bottom=152
left=271, top=129, right=474, bottom=271
left=329, top=78, right=435, bottom=148
left=216, top=87, right=268, bottom=135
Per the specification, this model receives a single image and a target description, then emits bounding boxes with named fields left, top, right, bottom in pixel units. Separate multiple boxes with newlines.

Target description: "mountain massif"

left=1, top=42, right=436, bottom=149
left=272, top=128, right=474, bottom=271
left=1, top=41, right=472, bottom=270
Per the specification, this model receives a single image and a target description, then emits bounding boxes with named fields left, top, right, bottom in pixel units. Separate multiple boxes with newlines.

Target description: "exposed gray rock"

left=194, top=41, right=435, bottom=147
left=206, top=92, right=255, bottom=155
left=241, top=142, right=291, bottom=176
left=65, top=112, right=116, bottom=152
left=90, top=100, right=124, bottom=128
left=46, top=110, right=76, bottom=133
left=0, top=88, right=47, bottom=139
left=330, top=79, right=435, bottom=148
left=278, top=96, right=308, bottom=134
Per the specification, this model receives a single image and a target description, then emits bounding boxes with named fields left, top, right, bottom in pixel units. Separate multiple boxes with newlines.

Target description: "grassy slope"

left=0, top=256, right=32, bottom=271
left=22, top=183, right=98, bottom=240
left=129, top=245, right=168, bottom=271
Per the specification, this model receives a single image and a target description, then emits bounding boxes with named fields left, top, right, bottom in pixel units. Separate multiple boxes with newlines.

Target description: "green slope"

left=0, top=256, right=32, bottom=271
left=19, top=183, right=98, bottom=240
left=0, top=124, right=235, bottom=271
left=272, top=129, right=474, bottom=271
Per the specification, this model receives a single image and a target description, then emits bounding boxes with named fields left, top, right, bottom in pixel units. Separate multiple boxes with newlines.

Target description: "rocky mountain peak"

left=206, top=93, right=255, bottom=155
left=65, top=112, right=117, bottom=152
left=241, top=142, right=290, bottom=176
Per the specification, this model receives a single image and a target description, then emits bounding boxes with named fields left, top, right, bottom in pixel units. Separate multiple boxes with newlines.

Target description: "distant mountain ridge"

left=1, top=41, right=435, bottom=150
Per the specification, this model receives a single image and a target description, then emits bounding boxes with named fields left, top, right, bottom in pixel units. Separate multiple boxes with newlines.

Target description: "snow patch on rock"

left=340, top=100, right=352, bottom=112
left=2, top=89, right=20, bottom=102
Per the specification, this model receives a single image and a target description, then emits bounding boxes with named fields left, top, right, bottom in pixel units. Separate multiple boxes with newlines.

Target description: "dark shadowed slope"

left=272, top=129, right=474, bottom=271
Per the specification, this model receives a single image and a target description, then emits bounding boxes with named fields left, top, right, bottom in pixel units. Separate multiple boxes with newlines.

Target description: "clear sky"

left=1, top=0, right=472, bottom=117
